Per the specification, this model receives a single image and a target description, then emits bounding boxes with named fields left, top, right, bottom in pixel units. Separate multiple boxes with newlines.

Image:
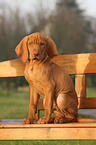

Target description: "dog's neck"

left=27, top=55, right=49, bottom=70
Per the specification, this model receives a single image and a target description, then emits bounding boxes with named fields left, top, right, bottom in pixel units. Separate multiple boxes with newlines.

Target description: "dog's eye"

left=40, top=42, right=44, bottom=46
left=29, top=42, right=32, bottom=45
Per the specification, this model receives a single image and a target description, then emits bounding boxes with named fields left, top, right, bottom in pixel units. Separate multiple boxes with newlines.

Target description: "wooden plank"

left=0, top=119, right=96, bottom=128
left=0, top=53, right=96, bottom=77
left=78, top=98, right=96, bottom=109
left=75, top=74, right=86, bottom=98
left=0, top=124, right=96, bottom=140
left=0, top=59, right=25, bottom=77
left=38, top=99, right=44, bottom=110
left=0, top=128, right=96, bottom=140
left=52, top=53, right=96, bottom=74
left=0, top=119, right=96, bottom=140
left=38, top=98, right=96, bottom=110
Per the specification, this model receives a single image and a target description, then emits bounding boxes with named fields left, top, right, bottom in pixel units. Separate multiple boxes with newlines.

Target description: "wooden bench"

left=0, top=53, right=96, bottom=140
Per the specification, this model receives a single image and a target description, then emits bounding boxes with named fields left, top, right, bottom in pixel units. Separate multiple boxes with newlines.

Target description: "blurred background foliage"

left=0, top=0, right=96, bottom=92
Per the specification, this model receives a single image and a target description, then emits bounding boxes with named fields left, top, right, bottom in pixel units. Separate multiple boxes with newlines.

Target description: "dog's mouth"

left=33, top=57, right=37, bottom=60
left=33, top=57, right=38, bottom=60
left=29, top=57, right=39, bottom=61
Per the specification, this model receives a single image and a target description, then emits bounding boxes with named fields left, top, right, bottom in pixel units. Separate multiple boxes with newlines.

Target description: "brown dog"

left=15, top=32, right=78, bottom=124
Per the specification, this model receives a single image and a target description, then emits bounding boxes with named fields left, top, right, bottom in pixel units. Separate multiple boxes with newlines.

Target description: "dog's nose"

left=33, top=51, right=39, bottom=56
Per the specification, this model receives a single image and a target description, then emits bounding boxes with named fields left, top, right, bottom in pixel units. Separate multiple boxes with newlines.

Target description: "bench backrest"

left=1, top=53, right=96, bottom=77
left=0, top=53, right=96, bottom=118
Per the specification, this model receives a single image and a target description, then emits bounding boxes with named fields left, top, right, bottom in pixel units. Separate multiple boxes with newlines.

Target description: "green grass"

left=87, top=87, right=96, bottom=98
left=0, top=87, right=96, bottom=145
left=0, top=88, right=29, bottom=119
left=0, top=140, right=96, bottom=145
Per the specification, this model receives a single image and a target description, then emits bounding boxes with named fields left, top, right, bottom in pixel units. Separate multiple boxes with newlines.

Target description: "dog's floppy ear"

left=46, top=36, right=58, bottom=58
left=15, top=36, right=28, bottom=62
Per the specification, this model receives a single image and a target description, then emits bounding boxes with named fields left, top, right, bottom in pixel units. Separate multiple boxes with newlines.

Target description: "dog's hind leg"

left=50, top=94, right=78, bottom=123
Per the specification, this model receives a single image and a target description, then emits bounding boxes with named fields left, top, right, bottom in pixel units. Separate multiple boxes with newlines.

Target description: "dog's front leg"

left=38, top=83, right=55, bottom=124
left=23, top=85, right=39, bottom=124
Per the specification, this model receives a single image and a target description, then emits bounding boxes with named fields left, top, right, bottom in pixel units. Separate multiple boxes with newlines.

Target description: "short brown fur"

left=15, top=32, right=86, bottom=124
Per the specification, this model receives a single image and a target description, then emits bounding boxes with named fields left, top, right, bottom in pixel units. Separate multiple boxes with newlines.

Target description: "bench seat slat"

left=0, top=128, right=96, bottom=140
left=0, top=119, right=96, bottom=140
left=0, top=119, right=96, bottom=127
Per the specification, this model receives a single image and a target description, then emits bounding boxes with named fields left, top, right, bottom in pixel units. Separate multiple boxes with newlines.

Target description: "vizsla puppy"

left=15, top=32, right=78, bottom=124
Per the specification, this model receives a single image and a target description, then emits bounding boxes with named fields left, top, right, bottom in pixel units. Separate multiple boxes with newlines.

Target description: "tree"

left=49, top=0, right=90, bottom=54
left=0, top=3, right=27, bottom=91
left=0, top=3, right=27, bottom=61
left=56, top=0, right=83, bottom=14
left=88, top=17, right=96, bottom=52
left=26, top=1, right=50, bottom=34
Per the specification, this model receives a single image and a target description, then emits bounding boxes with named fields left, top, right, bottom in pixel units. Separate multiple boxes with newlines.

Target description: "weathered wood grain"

left=0, top=59, right=25, bottom=77
left=1, top=119, right=96, bottom=127
left=78, top=98, right=96, bottom=109
left=0, top=53, right=96, bottom=77
left=75, top=74, right=86, bottom=98
left=0, top=119, right=96, bottom=140
left=0, top=128, right=96, bottom=140
left=38, top=98, right=96, bottom=110
left=52, top=53, right=96, bottom=74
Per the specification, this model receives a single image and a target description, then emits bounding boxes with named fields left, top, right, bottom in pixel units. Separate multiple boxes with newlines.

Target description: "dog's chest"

left=24, top=63, right=44, bottom=95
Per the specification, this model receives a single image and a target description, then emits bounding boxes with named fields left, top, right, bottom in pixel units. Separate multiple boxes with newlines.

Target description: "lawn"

left=0, top=88, right=29, bottom=119
left=87, top=87, right=96, bottom=98
left=0, top=87, right=96, bottom=145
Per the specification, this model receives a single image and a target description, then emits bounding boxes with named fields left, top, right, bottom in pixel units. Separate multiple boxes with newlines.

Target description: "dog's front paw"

left=22, top=118, right=33, bottom=124
left=38, top=117, right=49, bottom=124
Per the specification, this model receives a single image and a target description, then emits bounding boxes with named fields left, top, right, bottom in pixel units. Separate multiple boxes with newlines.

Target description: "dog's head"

left=15, top=32, right=58, bottom=62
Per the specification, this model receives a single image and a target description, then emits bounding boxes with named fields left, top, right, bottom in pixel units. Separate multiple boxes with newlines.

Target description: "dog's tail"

left=77, top=116, right=96, bottom=122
